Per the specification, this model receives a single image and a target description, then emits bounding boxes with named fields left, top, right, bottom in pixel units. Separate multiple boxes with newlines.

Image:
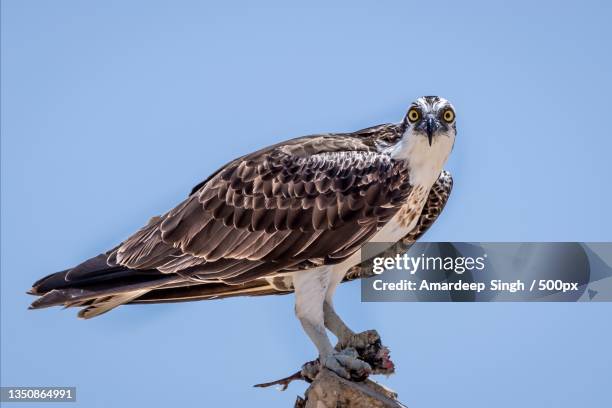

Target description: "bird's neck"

left=390, top=129, right=453, bottom=188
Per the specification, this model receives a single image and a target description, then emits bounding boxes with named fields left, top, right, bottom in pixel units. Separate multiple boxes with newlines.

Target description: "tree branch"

left=295, top=369, right=406, bottom=408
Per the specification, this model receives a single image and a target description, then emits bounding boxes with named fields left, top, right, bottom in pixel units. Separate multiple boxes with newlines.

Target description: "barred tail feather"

left=28, top=252, right=178, bottom=318
left=77, top=289, right=150, bottom=319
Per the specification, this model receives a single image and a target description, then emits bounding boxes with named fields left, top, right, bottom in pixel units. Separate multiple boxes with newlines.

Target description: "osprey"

left=29, top=96, right=456, bottom=379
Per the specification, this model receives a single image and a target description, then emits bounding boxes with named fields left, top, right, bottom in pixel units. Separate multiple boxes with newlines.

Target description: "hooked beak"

left=426, top=117, right=435, bottom=146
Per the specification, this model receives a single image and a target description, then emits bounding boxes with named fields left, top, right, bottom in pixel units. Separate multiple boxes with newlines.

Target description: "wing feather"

left=130, top=170, right=453, bottom=304
left=110, top=135, right=413, bottom=284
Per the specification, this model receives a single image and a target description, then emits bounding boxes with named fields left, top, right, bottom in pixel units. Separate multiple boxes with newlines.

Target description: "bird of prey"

left=29, top=96, right=456, bottom=379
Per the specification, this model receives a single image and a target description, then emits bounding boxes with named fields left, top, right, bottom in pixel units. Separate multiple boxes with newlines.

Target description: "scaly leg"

left=324, top=300, right=380, bottom=349
left=323, top=267, right=356, bottom=345
left=323, top=300, right=355, bottom=345
left=323, top=268, right=395, bottom=375
left=323, top=267, right=380, bottom=350
left=293, top=267, right=371, bottom=380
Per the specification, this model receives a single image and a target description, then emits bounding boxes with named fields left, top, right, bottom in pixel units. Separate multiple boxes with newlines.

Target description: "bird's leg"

left=293, top=268, right=371, bottom=380
left=323, top=269, right=384, bottom=353
left=322, top=268, right=368, bottom=349
left=323, top=300, right=355, bottom=346
left=324, top=300, right=381, bottom=350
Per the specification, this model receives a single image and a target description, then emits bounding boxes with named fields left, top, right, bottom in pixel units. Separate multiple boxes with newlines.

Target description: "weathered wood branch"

left=294, top=369, right=407, bottom=408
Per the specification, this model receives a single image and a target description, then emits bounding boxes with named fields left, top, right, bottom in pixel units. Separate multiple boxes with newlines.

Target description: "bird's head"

left=402, top=96, right=456, bottom=146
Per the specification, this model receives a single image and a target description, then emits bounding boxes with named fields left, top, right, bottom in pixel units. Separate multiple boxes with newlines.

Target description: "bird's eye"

left=407, top=108, right=420, bottom=123
left=442, top=108, right=455, bottom=123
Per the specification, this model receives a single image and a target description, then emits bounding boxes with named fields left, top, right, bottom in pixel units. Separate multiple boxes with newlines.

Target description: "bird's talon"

left=321, top=348, right=372, bottom=381
left=337, top=329, right=381, bottom=351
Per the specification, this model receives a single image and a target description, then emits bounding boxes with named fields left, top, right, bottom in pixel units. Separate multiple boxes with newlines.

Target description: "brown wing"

left=131, top=170, right=453, bottom=304
left=109, top=135, right=413, bottom=285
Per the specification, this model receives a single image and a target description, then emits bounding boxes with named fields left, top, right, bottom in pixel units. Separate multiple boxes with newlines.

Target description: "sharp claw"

left=321, top=349, right=372, bottom=381
left=322, top=356, right=349, bottom=378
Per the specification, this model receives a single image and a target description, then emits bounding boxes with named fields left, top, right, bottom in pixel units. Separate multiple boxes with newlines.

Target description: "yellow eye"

left=407, top=108, right=420, bottom=123
left=443, top=108, right=455, bottom=123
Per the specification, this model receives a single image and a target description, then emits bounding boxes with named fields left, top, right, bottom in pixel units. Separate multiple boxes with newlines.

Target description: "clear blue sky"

left=2, top=1, right=611, bottom=407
